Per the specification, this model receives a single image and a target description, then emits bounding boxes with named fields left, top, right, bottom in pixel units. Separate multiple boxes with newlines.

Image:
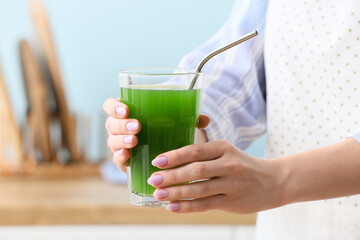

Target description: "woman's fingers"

left=148, top=159, right=226, bottom=188
left=197, top=114, right=210, bottom=129
left=152, top=140, right=229, bottom=169
left=112, top=148, right=130, bottom=172
left=166, top=194, right=226, bottom=213
left=105, top=117, right=141, bottom=135
left=153, top=177, right=227, bottom=201
left=107, top=134, right=138, bottom=152
left=103, top=98, right=129, bottom=119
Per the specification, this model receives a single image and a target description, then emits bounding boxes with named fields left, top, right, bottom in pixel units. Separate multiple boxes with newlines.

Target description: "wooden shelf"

left=0, top=167, right=256, bottom=225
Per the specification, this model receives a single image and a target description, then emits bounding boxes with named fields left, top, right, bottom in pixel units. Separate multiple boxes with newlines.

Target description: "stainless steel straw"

left=187, top=30, right=258, bottom=90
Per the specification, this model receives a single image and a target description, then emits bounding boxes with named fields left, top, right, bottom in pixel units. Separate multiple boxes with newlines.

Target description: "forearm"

left=276, top=138, right=360, bottom=206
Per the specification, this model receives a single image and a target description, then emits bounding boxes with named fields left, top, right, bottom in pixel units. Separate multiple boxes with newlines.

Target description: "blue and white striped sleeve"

left=178, top=0, right=269, bottom=150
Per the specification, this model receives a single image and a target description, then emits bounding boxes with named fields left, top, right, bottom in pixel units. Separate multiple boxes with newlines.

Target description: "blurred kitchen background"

left=0, top=0, right=266, bottom=239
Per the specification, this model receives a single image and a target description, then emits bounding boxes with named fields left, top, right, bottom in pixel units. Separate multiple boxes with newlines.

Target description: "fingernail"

left=117, top=149, right=124, bottom=156
left=166, top=203, right=180, bottom=211
left=147, top=174, right=164, bottom=186
left=123, top=136, right=133, bottom=144
left=153, top=188, right=169, bottom=199
left=126, top=122, right=138, bottom=131
left=152, top=156, right=168, bottom=167
left=116, top=107, right=126, bottom=116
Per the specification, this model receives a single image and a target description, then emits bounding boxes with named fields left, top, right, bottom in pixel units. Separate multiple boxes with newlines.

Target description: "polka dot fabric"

left=265, top=0, right=360, bottom=207
left=256, top=0, right=360, bottom=239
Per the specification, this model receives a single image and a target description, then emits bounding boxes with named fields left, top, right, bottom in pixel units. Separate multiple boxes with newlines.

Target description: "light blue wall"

left=0, top=0, right=266, bottom=160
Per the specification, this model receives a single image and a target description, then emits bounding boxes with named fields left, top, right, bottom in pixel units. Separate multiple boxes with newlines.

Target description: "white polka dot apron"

left=256, top=1, right=360, bottom=239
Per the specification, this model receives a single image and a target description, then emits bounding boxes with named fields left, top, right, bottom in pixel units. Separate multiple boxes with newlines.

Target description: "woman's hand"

left=103, top=98, right=140, bottom=172
left=148, top=140, right=284, bottom=214
left=103, top=98, right=210, bottom=172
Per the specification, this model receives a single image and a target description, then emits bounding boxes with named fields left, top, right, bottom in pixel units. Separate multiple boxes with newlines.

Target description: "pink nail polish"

left=126, top=122, right=138, bottom=131
left=123, top=136, right=133, bottom=144
left=153, top=188, right=169, bottom=199
left=116, top=107, right=126, bottom=116
left=118, top=149, right=124, bottom=156
left=147, top=174, right=164, bottom=186
left=166, top=203, right=180, bottom=211
left=152, top=156, right=168, bottom=167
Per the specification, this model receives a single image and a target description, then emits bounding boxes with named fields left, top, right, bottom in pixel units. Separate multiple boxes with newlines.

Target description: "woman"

left=104, top=0, right=360, bottom=238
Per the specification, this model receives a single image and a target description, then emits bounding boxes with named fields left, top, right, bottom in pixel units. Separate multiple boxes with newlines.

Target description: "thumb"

left=197, top=114, right=210, bottom=129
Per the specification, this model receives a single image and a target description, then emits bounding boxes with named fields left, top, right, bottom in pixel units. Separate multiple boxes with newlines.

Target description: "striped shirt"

left=178, top=0, right=360, bottom=149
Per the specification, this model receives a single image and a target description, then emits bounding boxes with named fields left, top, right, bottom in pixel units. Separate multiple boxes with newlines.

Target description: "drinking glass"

left=119, top=68, right=203, bottom=207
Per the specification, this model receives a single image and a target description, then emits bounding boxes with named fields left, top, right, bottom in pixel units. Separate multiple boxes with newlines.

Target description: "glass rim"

left=119, top=67, right=203, bottom=76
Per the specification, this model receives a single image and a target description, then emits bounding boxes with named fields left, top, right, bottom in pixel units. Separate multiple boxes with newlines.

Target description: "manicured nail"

left=166, top=203, right=181, bottom=211
left=126, top=122, right=138, bottom=131
left=117, top=149, right=124, bottom=156
left=153, top=188, right=169, bottom=199
left=123, top=136, right=133, bottom=144
left=147, top=174, right=164, bottom=186
left=152, top=156, right=168, bottom=167
left=116, top=107, right=126, bottom=116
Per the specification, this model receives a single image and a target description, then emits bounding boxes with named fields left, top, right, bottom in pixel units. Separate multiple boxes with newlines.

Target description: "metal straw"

left=187, top=30, right=258, bottom=90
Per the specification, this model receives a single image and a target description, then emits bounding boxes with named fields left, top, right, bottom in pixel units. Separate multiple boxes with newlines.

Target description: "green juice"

left=120, top=85, right=202, bottom=196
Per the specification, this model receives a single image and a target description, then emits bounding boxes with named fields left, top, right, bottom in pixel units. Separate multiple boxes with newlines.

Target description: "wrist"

left=266, top=156, right=293, bottom=208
